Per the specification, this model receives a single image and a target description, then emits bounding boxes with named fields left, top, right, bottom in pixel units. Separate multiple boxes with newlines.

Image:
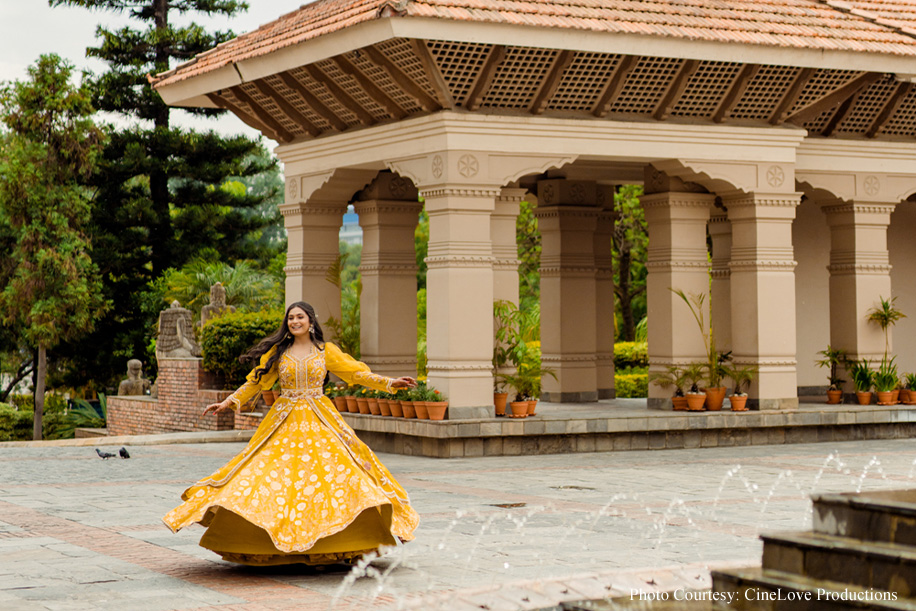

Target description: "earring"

left=285, top=333, right=292, bottom=340
left=308, top=325, right=314, bottom=334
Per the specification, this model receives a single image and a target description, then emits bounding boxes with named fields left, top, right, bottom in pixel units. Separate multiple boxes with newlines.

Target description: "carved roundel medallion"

left=458, top=154, right=479, bottom=178
left=541, top=183, right=555, bottom=204
left=571, top=183, right=586, bottom=204
left=864, top=175, right=881, bottom=196
left=390, top=176, right=410, bottom=199
left=766, top=165, right=785, bottom=188
left=431, top=154, right=444, bottom=179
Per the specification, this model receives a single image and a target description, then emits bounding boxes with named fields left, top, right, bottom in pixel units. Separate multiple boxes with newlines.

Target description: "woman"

left=163, top=302, right=420, bottom=566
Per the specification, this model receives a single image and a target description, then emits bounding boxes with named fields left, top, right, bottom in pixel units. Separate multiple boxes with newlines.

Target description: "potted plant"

left=649, top=365, right=689, bottom=411
left=672, top=289, right=728, bottom=410
left=724, top=363, right=757, bottom=412
left=815, top=346, right=849, bottom=404
left=874, top=356, right=899, bottom=405
left=388, top=389, right=404, bottom=417
left=493, top=300, right=516, bottom=416
left=377, top=391, right=393, bottom=416
left=849, top=359, right=874, bottom=405
left=342, top=385, right=359, bottom=413
left=396, top=387, right=415, bottom=418
left=683, top=362, right=707, bottom=411
left=411, top=383, right=430, bottom=419
left=326, top=382, right=347, bottom=412
left=425, top=385, right=448, bottom=420
left=903, top=373, right=916, bottom=405
left=366, top=389, right=382, bottom=415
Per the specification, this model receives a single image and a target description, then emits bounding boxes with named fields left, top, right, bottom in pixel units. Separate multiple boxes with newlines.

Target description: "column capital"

left=385, top=150, right=575, bottom=192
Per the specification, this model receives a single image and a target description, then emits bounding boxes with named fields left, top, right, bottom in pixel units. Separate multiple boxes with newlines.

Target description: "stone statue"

left=201, top=282, right=235, bottom=326
left=118, top=359, right=151, bottom=396
left=156, top=301, right=202, bottom=359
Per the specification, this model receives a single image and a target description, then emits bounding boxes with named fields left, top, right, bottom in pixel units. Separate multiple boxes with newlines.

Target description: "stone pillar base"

left=542, top=390, right=599, bottom=403
left=647, top=397, right=671, bottom=411
left=750, top=397, right=800, bottom=410
left=598, top=388, right=616, bottom=400
left=447, top=405, right=494, bottom=419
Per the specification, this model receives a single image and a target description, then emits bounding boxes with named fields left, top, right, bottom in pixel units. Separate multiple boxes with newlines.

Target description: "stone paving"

left=1, top=436, right=916, bottom=610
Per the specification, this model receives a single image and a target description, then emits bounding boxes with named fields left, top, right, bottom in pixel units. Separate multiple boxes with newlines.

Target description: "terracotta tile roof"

left=152, top=0, right=916, bottom=89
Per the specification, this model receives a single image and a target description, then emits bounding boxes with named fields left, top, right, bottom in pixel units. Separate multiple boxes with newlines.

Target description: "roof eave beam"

left=712, top=64, right=760, bottom=123
left=332, top=55, right=408, bottom=120
left=785, top=72, right=884, bottom=125
left=363, top=45, right=441, bottom=112
left=653, top=59, right=700, bottom=121
left=529, top=50, right=574, bottom=115
left=769, top=67, right=816, bottom=125
left=592, top=55, right=639, bottom=118
left=465, top=45, right=506, bottom=111
left=276, top=72, right=346, bottom=132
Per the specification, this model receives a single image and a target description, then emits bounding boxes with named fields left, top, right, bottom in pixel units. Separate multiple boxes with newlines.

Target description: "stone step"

left=760, top=530, right=916, bottom=597
left=813, top=491, right=916, bottom=547
left=712, top=566, right=916, bottom=611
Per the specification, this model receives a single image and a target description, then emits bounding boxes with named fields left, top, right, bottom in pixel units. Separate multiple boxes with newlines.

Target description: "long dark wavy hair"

left=243, top=301, right=326, bottom=383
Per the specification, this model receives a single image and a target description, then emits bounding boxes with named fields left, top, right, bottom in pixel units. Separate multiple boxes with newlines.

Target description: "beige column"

left=594, top=186, right=617, bottom=399
left=708, top=209, right=732, bottom=354
left=536, top=179, right=599, bottom=403
left=724, top=191, right=803, bottom=409
left=387, top=151, right=574, bottom=418
left=422, top=185, right=498, bottom=418
left=492, top=188, right=526, bottom=304
left=280, top=200, right=345, bottom=322
left=354, top=173, right=422, bottom=377
left=822, top=200, right=896, bottom=368
left=643, top=171, right=715, bottom=410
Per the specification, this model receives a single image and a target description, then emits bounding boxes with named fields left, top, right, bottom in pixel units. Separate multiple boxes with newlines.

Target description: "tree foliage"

left=0, top=54, right=108, bottom=438
left=613, top=185, right=648, bottom=341
left=47, top=0, right=282, bottom=390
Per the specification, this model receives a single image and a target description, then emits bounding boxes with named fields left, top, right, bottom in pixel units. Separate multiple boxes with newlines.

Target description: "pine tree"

left=49, top=0, right=281, bottom=388
left=0, top=54, right=108, bottom=439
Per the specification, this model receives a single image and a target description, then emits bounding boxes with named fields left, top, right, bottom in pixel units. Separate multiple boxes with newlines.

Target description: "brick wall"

left=107, top=358, right=263, bottom=435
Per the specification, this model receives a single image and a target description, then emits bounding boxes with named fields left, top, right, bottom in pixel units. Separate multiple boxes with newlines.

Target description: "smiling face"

left=287, top=306, right=311, bottom=338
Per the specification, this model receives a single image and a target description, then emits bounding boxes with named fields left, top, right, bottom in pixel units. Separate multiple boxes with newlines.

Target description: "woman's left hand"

left=391, top=377, right=418, bottom=389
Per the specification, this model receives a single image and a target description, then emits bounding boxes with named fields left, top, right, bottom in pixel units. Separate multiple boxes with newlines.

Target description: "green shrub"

left=200, top=310, right=283, bottom=387
left=615, top=373, right=648, bottom=398
left=0, top=405, right=75, bottom=441
left=614, top=342, right=648, bottom=370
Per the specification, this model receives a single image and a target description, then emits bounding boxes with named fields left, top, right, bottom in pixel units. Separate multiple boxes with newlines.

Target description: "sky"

left=0, top=0, right=313, bottom=139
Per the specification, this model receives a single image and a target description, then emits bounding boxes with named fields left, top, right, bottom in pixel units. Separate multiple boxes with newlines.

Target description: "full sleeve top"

left=226, top=343, right=394, bottom=411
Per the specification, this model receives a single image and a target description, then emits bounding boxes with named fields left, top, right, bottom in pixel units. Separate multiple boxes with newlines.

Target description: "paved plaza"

left=1, top=436, right=915, bottom=610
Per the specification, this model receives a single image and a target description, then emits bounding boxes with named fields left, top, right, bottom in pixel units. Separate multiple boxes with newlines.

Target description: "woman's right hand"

left=202, top=399, right=233, bottom=416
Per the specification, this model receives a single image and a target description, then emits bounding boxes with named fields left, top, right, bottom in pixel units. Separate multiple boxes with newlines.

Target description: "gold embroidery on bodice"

left=278, top=350, right=325, bottom=394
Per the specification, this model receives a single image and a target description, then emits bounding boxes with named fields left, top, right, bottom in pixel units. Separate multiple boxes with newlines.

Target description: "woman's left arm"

left=325, top=343, right=416, bottom=393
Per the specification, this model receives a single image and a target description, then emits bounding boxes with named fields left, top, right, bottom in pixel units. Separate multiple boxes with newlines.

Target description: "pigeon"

left=119, top=447, right=130, bottom=459
left=95, top=448, right=116, bottom=459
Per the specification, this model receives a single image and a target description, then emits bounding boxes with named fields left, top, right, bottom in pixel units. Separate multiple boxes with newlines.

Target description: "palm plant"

left=849, top=359, right=875, bottom=393
left=671, top=288, right=725, bottom=388
left=867, top=296, right=906, bottom=362
left=815, top=346, right=849, bottom=390
left=649, top=365, right=689, bottom=397
left=724, top=363, right=757, bottom=396
left=874, top=357, right=899, bottom=393
left=159, top=259, right=282, bottom=315
left=682, top=362, right=706, bottom=394
left=905, top=373, right=916, bottom=392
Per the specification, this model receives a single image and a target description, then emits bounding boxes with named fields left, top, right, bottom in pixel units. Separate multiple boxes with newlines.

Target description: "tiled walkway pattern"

left=1, top=439, right=915, bottom=610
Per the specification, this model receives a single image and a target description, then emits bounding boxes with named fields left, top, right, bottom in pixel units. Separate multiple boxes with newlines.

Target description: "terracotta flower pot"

left=877, top=391, right=895, bottom=405
left=356, top=397, right=371, bottom=414
left=729, top=394, right=748, bottom=411
left=414, top=401, right=429, bottom=419
left=856, top=391, right=873, bottom=406
left=508, top=401, right=528, bottom=418
left=905, top=390, right=916, bottom=405
left=345, top=396, right=359, bottom=413
left=826, top=389, right=843, bottom=405
left=378, top=398, right=392, bottom=417
left=494, top=392, right=508, bottom=417
left=401, top=400, right=416, bottom=419
left=686, top=393, right=706, bottom=411
left=261, top=390, right=276, bottom=406
left=367, top=398, right=381, bottom=415
left=426, top=401, right=448, bottom=420
left=704, top=387, right=727, bottom=411
left=389, top=399, right=404, bottom=417
left=671, top=396, right=688, bottom=411
left=527, top=399, right=538, bottom=416
left=332, top=396, right=347, bottom=412
left=891, top=389, right=901, bottom=404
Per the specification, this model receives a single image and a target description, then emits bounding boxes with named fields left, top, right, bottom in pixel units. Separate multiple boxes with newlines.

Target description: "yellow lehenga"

left=163, top=342, right=419, bottom=565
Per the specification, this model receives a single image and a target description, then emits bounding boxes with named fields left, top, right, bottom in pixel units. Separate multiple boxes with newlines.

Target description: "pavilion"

left=152, top=0, right=916, bottom=417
